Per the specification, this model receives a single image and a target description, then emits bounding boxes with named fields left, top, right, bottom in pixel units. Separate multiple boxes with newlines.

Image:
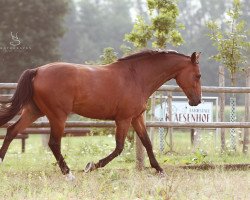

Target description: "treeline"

left=0, top=0, right=68, bottom=82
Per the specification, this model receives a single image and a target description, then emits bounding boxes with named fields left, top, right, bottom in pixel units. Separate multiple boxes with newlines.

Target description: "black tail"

left=0, top=69, right=37, bottom=126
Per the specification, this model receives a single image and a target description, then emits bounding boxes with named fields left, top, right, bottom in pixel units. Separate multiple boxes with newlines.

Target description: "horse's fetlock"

left=61, top=167, right=70, bottom=175
left=116, top=144, right=124, bottom=154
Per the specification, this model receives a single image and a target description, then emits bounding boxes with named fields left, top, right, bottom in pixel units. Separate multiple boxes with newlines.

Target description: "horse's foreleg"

left=132, top=114, right=163, bottom=174
left=0, top=105, right=40, bottom=162
left=48, top=119, right=75, bottom=181
left=85, top=118, right=131, bottom=172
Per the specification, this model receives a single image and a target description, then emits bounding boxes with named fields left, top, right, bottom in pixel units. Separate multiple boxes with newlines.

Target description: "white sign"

left=154, top=100, right=213, bottom=123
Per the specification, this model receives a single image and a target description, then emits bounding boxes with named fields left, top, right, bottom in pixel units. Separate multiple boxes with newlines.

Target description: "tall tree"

left=0, top=0, right=68, bottom=82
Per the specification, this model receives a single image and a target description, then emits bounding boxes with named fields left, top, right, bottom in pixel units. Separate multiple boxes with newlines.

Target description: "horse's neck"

left=133, top=56, right=181, bottom=98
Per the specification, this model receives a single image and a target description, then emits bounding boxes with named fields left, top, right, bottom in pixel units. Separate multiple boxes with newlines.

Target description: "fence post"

left=191, top=128, right=200, bottom=149
left=167, top=91, right=173, bottom=151
left=135, top=113, right=145, bottom=170
left=243, top=67, right=250, bottom=154
left=41, top=116, right=50, bottom=149
left=159, top=93, right=165, bottom=152
left=21, top=136, right=26, bottom=153
left=219, top=66, right=226, bottom=151
left=191, top=129, right=195, bottom=145
left=135, top=135, right=145, bottom=170
left=192, top=129, right=201, bottom=150
left=149, top=93, right=156, bottom=145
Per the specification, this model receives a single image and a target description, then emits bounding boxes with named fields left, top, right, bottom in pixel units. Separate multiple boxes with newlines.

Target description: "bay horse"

left=0, top=50, right=201, bottom=180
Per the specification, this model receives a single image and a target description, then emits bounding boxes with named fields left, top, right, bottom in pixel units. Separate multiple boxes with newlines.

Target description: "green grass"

left=0, top=134, right=249, bottom=199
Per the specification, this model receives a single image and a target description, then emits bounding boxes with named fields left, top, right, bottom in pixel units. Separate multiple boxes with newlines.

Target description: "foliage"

left=124, top=16, right=152, bottom=49
left=191, top=149, right=208, bottom=164
left=125, top=0, right=184, bottom=49
left=0, top=0, right=68, bottom=82
left=90, top=128, right=115, bottom=136
left=120, top=44, right=133, bottom=56
left=100, top=47, right=118, bottom=65
left=207, top=0, right=250, bottom=86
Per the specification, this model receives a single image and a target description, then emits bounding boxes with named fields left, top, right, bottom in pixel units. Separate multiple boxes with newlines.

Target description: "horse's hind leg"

left=85, top=118, right=131, bottom=172
left=47, top=116, right=75, bottom=180
left=0, top=104, right=41, bottom=162
left=132, top=114, right=163, bottom=174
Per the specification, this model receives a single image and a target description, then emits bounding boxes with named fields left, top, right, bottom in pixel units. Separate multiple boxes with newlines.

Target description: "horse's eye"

left=196, top=74, right=201, bottom=80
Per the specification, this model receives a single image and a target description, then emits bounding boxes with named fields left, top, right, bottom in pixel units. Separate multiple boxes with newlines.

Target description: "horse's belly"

left=72, top=102, right=116, bottom=120
left=72, top=100, right=145, bottom=120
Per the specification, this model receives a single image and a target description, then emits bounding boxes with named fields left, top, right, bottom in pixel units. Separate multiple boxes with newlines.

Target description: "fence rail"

left=3, top=121, right=250, bottom=129
left=1, top=83, right=250, bottom=130
left=159, top=85, right=250, bottom=93
left=0, top=83, right=17, bottom=89
left=1, top=83, right=250, bottom=93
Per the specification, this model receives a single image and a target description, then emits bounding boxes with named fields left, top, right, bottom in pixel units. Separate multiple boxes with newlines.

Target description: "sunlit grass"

left=0, top=133, right=249, bottom=199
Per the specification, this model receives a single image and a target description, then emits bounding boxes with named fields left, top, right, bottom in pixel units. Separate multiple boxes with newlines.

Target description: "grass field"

left=0, top=132, right=249, bottom=200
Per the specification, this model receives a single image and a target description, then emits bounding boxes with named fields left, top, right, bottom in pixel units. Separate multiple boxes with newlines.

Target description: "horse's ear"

left=191, top=52, right=201, bottom=64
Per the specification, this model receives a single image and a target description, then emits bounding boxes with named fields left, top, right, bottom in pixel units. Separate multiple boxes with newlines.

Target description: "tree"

left=207, top=0, right=250, bottom=87
left=207, top=0, right=250, bottom=151
left=100, top=47, right=118, bottom=65
left=0, top=0, right=68, bottom=82
left=125, top=0, right=184, bottom=49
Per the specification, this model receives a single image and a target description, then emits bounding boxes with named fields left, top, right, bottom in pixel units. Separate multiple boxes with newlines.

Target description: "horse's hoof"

left=84, top=162, right=96, bottom=173
left=158, top=170, right=166, bottom=178
left=65, top=171, right=76, bottom=181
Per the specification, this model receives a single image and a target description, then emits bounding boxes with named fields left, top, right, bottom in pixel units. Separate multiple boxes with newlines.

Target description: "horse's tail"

left=0, top=69, right=37, bottom=127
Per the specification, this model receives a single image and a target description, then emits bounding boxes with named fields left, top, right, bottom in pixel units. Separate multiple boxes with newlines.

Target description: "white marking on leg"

left=65, top=171, right=75, bottom=181
left=0, top=158, right=2, bottom=164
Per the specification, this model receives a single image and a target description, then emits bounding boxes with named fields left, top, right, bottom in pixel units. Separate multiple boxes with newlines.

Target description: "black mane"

left=118, top=49, right=189, bottom=61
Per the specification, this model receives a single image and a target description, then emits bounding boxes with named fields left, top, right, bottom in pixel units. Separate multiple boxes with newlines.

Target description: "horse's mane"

left=118, top=49, right=189, bottom=61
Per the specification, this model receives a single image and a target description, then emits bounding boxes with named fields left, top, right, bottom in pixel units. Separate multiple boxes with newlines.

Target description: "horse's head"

left=175, top=52, right=202, bottom=106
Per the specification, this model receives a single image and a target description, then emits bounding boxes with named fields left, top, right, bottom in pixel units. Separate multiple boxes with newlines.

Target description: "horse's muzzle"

left=188, top=99, right=201, bottom=106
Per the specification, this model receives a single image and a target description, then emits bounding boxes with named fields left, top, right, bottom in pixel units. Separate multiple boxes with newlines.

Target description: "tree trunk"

left=230, top=72, right=237, bottom=91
